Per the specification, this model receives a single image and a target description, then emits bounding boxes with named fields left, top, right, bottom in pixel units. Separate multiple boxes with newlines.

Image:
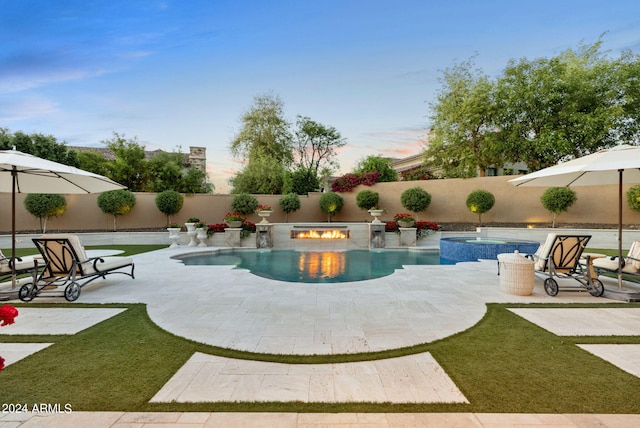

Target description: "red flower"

left=0, top=305, right=18, bottom=326
left=0, top=355, right=5, bottom=372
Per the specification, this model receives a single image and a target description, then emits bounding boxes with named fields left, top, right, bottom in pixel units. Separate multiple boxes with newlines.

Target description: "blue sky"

left=1, top=1, right=639, bottom=192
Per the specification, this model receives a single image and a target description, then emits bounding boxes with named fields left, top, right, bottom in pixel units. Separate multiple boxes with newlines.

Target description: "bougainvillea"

left=331, top=171, right=381, bottom=192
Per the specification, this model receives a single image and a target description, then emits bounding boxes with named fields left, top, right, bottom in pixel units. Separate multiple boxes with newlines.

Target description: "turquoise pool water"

left=179, top=249, right=446, bottom=283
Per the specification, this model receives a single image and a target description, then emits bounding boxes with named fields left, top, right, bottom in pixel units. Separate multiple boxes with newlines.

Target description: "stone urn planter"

left=368, top=209, right=384, bottom=224
left=225, top=220, right=243, bottom=228
left=167, top=227, right=181, bottom=248
left=257, top=210, right=272, bottom=224
left=196, top=227, right=208, bottom=247
left=397, top=220, right=415, bottom=228
left=184, top=222, right=198, bottom=246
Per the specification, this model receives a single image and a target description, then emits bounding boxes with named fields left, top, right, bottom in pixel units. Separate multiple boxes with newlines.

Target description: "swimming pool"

left=178, top=249, right=448, bottom=283
left=440, top=237, right=540, bottom=263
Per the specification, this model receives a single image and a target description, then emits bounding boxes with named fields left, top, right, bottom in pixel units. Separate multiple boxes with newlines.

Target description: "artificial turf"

left=1, top=302, right=639, bottom=414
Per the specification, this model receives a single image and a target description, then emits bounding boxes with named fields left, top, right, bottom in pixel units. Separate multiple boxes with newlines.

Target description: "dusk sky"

left=2, top=1, right=639, bottom=192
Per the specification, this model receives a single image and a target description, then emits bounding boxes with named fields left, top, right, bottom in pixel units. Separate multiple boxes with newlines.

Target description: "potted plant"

left=356, top=189, right=384, bottom=223
left=224, top=212, right=244, bottom=228
left=184, top=217, right=201, bottom=246
left=166, top=223, right=181, bottom=248
left=184, top=216, right=200, bottom=231
left=194, top=222, right=208, bottom=247
left=256, top=204, right=273, bottom=224
left=393, top=213, right=416, bottom=228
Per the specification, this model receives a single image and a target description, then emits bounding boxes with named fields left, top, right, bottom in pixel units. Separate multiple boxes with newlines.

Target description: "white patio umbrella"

left=0, top=148, right=125, bottom=288
left=509, top=144, right=640, bottom=289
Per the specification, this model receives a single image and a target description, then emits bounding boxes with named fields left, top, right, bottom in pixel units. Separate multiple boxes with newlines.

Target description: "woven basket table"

left=497, top=251, right=534, bottom=296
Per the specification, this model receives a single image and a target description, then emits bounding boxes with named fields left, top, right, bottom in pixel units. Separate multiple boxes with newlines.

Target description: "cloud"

left=0, top=95, right=59, bottom=122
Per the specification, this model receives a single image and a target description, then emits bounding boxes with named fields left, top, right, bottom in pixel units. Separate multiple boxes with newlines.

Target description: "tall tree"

left=495, top=40, right=627, bottom=170
left=0, top=129, right=77, bottom=165
left=293, top=116, right=346, bottom=177
left=103, top=132, right=148, bottom=191
left=230, top=94, right=293, bottom=165
left=425, top=58, right=502, bottom=178
left=230, top=153, right=286, bottom=194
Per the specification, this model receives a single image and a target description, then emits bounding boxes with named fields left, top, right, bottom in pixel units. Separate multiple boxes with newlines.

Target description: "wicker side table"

left=497, top=251, right=535, bottom=296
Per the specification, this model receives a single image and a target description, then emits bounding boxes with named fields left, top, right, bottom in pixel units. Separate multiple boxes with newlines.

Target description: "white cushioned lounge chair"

left=18, top=234, right=134, bottom=302
left=0, top=249, right=41, bottom=288
left=592, top=240, right=640, bottom=277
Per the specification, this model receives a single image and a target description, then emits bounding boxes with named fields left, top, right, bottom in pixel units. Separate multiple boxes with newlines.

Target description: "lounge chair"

left=527, top=233, right=604, bottom=297
left=592, top=240, right=640, bottom=278
left=18, top=234, right=134, bottom=302
left=0, top=249, right=41, bottom=284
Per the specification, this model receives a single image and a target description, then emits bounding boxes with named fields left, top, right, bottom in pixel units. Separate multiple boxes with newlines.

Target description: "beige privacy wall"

left=0, top=175, right=636, bottom=233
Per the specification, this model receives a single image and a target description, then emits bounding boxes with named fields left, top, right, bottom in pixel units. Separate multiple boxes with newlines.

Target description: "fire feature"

left=290, top=228, right=350, bottom=239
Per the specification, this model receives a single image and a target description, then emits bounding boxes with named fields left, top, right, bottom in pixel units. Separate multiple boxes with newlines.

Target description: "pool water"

left=179, top=249, right=447, bottom=283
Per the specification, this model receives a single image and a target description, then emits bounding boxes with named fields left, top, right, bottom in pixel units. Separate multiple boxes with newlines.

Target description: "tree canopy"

left=425, top=39, right=640, bottom=177
left=229, top=95, right=346, bottom=194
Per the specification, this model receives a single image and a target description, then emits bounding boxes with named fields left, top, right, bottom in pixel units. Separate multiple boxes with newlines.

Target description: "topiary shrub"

left=24, top=193, right=67, bottom=233
left=97, top=189, right=137, bottom=232
left=278, top=192, right=301, bottom=222
left=466, top=189, right=495, bottom=226
left=231, top=193, right=259, bottom=215
left=355, top=190, right=379, bottom=210
left=626, top=185, right=640, bottom=213
left=319, top=192, right=344, bottom=222
left=155, top=190, right=184, bottom=225
left=540, top=187, right=577, bottom=228
left=400, top=187, right=431, bottom=220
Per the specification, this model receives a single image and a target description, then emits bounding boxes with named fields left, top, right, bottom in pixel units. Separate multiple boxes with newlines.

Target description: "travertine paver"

left=77, top=247, right=605, bottom=355
left=150, top=352, right=468, bottom=403
left=0, top=307, right=127, bottom=335
left=508, top=308, right=640, bottom=336
left=0, top=343, right=52, bottom=367
left=577, top=344, right=640, bottom=377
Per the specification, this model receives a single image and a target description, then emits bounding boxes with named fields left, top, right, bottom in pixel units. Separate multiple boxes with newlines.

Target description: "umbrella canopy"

left=0, top=148, right=126, bottom=287
left=509, top=144, right=640, bottom=289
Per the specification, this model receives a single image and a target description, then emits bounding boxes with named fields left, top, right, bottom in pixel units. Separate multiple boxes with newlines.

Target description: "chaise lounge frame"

left=18, top=235, right=135, bottom=302
left=527, top=234, right=604, bottom=297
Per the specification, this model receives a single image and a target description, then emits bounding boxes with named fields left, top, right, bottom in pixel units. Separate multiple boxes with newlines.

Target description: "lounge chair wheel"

left=544, top=278, right=559, bottom=296
left=18, top=284, right=34, bottom=302
left=589, top=279, right=605, bottom=297
left=64, top=282, right=81, bottom=302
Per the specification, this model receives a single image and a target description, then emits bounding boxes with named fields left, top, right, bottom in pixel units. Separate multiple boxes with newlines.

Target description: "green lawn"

left=0, top=302, right=638, bottom=413
left=3, top=244, right=167, bottom=258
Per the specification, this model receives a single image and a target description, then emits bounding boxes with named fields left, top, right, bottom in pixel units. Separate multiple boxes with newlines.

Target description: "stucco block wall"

left=1, top=176, right=637, bottom=233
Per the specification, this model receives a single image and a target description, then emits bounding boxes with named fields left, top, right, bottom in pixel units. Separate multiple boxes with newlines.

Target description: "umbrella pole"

left=618, top=169, right=623, bottom=290
left=11, top=167, right=16, bottom=289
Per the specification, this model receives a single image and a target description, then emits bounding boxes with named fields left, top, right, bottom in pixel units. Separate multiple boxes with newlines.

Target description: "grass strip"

left=1, top=302, right=639, bottom=413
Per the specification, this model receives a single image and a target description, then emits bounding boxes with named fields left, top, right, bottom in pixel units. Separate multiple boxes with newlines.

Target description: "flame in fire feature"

left=295, top=230, right=347, bottom=239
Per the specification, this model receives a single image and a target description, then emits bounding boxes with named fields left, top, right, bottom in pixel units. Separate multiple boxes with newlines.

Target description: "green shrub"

left=278, top=193, right=301, bottom=222
left=155, top=190, right=184, bottom=225
left=400, top=187, right=431, bottom=219
left=97, top=190, right=137, bottom=231
left=626, top=185, right=640, bottom=212
left=355, top=190, right=379, bottom=210
left=231, top=193, right=259, bottom=215
left=319, top=192, right=344, bottom=222
left=466, top=189, right=495, bottom=226
left=24, top=193, right=67, bottom=233
left=540, top=187, right=577, bottom=227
